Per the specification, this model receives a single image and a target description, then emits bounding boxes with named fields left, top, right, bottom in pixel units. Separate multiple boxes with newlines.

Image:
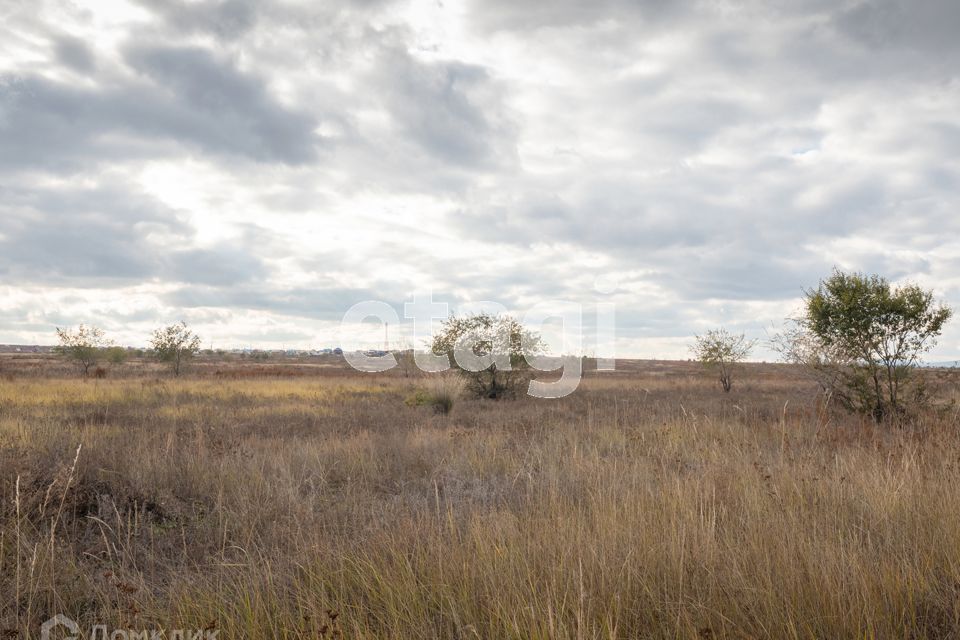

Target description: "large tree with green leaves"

left=431, top=313, right=544, bottom=399
left=782, top=270, right=952, bottom=422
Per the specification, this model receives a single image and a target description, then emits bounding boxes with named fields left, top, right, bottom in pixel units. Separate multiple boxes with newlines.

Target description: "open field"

left=2, top=357, right=960, bottom=638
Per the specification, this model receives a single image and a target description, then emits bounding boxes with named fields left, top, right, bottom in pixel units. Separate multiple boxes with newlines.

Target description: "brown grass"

left=2, top=358, right=960, bottom=638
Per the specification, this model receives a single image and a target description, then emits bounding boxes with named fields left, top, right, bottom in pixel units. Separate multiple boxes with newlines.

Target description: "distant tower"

left=384, top=322, right=389, bottom=352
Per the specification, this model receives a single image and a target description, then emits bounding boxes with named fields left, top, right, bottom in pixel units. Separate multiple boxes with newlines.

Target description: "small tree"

left=431, top=313, right=544, bottom=399
left=690, top=329, right=755, bottom=392
left=150, top=322, right=202, bottom=376
left=55, top=324, right=111, bottom=376
left=393, top=339, right=421, bottom=379
left=105, top=346, right=128, bottom=366
left=780, top=270, right=952, bottom=422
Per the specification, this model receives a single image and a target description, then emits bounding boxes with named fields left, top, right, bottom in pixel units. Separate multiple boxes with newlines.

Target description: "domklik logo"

left=40, top=615, right=80, bottom=640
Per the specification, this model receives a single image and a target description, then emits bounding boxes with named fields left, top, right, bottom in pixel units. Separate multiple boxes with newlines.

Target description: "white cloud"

left=0, top=0, right=958, bottom=359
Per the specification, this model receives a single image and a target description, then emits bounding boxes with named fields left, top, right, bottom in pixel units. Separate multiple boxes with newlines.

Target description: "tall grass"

left=1, top=369, right=960, bottom=638
left=426, top=373, right=463, bottom=415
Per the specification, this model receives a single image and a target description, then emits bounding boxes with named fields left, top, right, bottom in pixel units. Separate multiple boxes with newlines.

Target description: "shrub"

left=105, top=346, right=128, bottom=365
left=55, top=325, right=111, bottom=376
left=404, top=389, right=432, bottom=407
left=774, top=270, right=953, bottom=422
left=430, top=313, right=544, bottom=399
left=150, top=322, right=202, bottom=376
left=690, top=329, right=755, bottom=393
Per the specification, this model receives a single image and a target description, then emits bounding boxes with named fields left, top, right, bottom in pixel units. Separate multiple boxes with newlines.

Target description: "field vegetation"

left=2, top=355, right=960, bottom=638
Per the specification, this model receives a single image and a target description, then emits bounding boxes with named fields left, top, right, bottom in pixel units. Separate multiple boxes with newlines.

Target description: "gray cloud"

left=135, top=0, right=259, bottom=40
left=0, top=185, right=187, bottom=284
left=133, top=0, right=398, bottom=41
left=163, top=285, right=388, bottom=321
left=0, top=185, right=267, bottom=288
left=833, top=0, right=960, bottom=54
left=373, top=47, right=517, bottom=168
left=453, top=149, right=960, bottom=303
left=469, top=0, right=681, bottom=32
left=0, top=43, right=322, bottom=171
left=123, top=43, right=322, bottom=164
left=167, top=245, right=267, bottom=286
left=53, top=34, right=96, bottom=73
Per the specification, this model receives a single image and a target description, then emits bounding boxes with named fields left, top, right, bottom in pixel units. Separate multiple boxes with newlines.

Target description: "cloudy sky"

left=1, top=0, right=959, bottom=359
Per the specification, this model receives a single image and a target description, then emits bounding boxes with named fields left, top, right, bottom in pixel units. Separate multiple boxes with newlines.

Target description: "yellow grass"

left=2, top=366, right=960, bottom=638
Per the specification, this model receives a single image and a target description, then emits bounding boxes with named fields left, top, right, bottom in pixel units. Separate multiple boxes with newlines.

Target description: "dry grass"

left=2, top=359, right=960, bottom=638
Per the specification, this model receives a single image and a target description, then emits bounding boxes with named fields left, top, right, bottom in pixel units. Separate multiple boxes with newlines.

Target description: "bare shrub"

left=690, top=328, right=755, bottom=392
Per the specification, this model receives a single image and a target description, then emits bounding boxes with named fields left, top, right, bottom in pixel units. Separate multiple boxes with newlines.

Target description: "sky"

left=1, top=0, right=959, bottom=359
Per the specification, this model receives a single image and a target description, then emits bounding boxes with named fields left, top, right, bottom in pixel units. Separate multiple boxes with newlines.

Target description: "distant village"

left=0, top=344, right=382, bottom=357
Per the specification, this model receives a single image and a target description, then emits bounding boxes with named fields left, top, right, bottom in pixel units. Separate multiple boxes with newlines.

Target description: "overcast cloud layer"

left=1, top=0, right=959, bottom=358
